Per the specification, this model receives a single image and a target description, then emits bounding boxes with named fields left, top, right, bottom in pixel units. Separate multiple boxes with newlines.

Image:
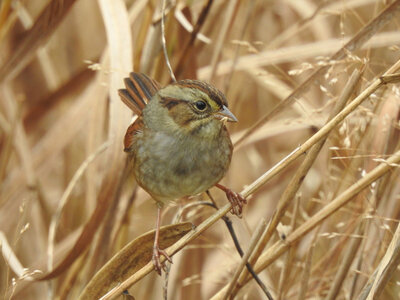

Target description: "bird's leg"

left=215, top=183, right=247, bottom=217
left=152, top=206, right=173, bottom=275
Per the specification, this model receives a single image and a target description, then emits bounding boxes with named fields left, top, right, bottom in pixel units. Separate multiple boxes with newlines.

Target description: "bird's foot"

left=152, top=244, right=172, bottom=275
left=216, top=183, right=247, bottom=217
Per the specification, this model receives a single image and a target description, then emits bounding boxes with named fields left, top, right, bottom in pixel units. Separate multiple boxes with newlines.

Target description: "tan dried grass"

left=1, top=1, right=400, bottom=299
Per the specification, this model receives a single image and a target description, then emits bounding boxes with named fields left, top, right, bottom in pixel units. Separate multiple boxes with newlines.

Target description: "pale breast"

left=132, top=127, right=232, bottom=204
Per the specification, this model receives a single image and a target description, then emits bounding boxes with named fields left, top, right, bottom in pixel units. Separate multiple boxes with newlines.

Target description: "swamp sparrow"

left=119, top=73, right=246, bottom=274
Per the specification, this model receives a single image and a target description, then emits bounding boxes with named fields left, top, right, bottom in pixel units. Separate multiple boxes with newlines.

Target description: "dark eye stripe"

left=159, top=96, right=185, bottom=109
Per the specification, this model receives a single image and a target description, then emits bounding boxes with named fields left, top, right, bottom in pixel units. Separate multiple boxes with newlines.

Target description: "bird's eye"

left=194, top=100, right=207, bottom=111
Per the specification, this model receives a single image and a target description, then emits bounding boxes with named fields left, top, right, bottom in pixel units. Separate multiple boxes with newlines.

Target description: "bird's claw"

left=225, top=189, right=247, bottom=217
left=152, top=245, right=172, bottom=275
left=215, top=183, right=247, bottom=217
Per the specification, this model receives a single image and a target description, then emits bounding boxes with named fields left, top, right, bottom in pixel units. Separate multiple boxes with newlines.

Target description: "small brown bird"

left=119, top=73, right=246, bottom=274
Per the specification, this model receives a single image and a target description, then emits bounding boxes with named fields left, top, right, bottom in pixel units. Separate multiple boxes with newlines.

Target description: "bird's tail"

left=118, top=72, right=161, bottom=115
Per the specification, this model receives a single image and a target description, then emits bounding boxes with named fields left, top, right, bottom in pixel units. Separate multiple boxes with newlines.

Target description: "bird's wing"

left=119, top=73, right=162, bottom=152
left=123, top=116, right=144, bottom=152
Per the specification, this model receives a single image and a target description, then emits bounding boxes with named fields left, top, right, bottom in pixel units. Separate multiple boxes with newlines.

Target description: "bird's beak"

left=214, top=105, right=238, bottom=123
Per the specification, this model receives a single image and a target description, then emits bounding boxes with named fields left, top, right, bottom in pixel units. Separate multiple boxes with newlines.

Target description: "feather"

left=124, top=117, right=144, bottom=152
left=118, top=73, right=161, bottom=115
left=119, top=73, right=161, bottom=151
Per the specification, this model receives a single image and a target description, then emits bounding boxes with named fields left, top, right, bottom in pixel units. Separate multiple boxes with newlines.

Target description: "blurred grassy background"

left=1, top=0, right=400, bottom=299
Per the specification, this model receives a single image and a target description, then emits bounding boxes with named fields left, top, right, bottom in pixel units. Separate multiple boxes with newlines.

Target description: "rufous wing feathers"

left=118, top=73, right=161, bottom=151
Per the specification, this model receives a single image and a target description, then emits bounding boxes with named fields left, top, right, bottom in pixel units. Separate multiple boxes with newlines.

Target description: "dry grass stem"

left=0, top=231, right=33, bottom=280
left=222, top=218, right=270, bottom=300
left=47, top=140, right=111, bottom=270
left=208, top=0, right=238, bottom=82
left=326, top=220, right=365, bottom=300
left=212, top=149, right=400, bottom=298
left=297, top=227, right=320, bottom=300
left=233, top=0, right=400, bottom=147
left=243, top=68, right=363, bottom=276
left=0, top=0, right=78, bottom=81
left=277, top=194, right=301, bottom=300
left=161, top=0, right=176, bottom=82
left=358, top=220, right=400, bottom=299
left=240, top=59, right=400, bottom=199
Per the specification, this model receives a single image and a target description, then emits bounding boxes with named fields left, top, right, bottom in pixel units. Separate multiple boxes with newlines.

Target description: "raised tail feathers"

left=118, top=72, right=161, bottom=115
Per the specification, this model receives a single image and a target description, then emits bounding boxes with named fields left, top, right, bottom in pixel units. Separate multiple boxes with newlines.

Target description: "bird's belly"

left=133, top=131, right=231, bottom=204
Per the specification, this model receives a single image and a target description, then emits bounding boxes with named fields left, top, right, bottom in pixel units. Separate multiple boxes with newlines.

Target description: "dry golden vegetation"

left=1, top=0, right=400, bottom=299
